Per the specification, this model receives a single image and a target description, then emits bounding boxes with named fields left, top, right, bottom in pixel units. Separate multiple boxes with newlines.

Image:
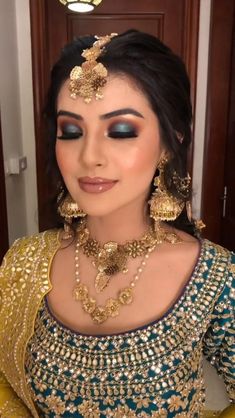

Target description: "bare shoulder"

left=173, top=228, right=200, bottom=262
left=174, top=228, right=199, bottom=249
left=152, top=226, right=201, bottom=273
left=162, top=225, right=199, bottom=250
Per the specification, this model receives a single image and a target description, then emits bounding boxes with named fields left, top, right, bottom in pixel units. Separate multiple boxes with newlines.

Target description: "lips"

left=78, top=177, right=118, bottom=194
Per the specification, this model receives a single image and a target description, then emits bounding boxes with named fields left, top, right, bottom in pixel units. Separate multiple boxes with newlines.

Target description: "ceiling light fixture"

left=59, top=0, right=103, bottom=13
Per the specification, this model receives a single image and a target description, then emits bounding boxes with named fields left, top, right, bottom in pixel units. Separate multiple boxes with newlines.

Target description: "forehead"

left=57, top=74, right=152, bottom=115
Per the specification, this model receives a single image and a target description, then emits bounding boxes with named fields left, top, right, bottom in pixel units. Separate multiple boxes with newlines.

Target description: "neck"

left=85, top=203, right=152, bottom=244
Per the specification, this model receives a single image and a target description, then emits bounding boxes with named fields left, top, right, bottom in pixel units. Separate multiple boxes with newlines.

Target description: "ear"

left=158, top=149, right=170, bottom=164
left=175, top=131, right=184, bottom=144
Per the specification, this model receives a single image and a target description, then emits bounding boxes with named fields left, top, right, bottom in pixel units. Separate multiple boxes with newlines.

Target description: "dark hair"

left=44, top=29, right=196, bottom=235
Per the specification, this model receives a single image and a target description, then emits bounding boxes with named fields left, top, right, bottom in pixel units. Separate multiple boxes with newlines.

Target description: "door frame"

left=201, top=0, right=235, bottom=242
left=30, top=0, right=200, bottom=231
left=0, top=111, right=9, bottom=262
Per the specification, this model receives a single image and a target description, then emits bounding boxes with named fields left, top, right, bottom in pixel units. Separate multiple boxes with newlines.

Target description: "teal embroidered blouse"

left=25, top=240, right=235, bottom=417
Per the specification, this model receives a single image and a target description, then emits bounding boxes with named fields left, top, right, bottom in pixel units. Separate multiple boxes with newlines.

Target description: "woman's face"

left=56, top=75, right=165, bottom=218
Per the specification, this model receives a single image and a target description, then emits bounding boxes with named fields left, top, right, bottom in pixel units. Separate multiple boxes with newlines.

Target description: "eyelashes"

left=57, top=121, right=139, bottom=140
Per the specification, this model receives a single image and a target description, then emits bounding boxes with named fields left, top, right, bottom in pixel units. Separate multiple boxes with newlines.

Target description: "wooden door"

left=201, top=0, right=235, bottom=250
left=0, top=112, right=9, bottom=262
left=220, top=25, right=235, bottom=251
left=30, top=0, right=200, bottom=231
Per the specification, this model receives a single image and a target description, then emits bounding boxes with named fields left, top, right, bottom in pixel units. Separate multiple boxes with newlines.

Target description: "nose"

left=79, top=133, right=107, bottom=169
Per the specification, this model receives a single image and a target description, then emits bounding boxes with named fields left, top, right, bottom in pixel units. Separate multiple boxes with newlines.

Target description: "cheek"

left=116, top=140, right=160, bottom=175
left=55, top=141, right=72, bottom=176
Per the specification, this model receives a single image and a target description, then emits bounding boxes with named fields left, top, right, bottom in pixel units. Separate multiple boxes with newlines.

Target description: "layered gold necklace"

left=72, top=220, right=181, bottom=324
left=78, top=221, right=160, bottom=293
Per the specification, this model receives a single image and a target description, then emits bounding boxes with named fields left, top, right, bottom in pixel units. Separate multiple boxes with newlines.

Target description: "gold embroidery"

left=78, top=399, right=100, bottom=417
left=230, top=263, right=235, bottom=274
left=168, top=395, right=186, bottom=412
left=0, top=231, right=61, bottom=417
left=45, top=394, right=66, bottom=415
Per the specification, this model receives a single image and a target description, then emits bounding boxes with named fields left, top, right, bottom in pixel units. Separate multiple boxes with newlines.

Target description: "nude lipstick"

left=78, top=177, right=118, bottom=194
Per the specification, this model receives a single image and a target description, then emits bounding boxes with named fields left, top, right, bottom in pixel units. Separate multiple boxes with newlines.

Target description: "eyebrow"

left=57, top=110, right=82, bottom=120
left=57, top=108, right=144, bottom=121
left=100, top=108, right=144, bottom=119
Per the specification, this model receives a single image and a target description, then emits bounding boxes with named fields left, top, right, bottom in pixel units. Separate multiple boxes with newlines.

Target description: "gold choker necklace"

left=72, top=221, right=181, bottom=324
left=77, top=221, right=159, bottom=293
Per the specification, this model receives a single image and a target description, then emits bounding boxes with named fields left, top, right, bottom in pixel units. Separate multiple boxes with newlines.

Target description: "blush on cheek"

left=121, top=152, right=157, bottom=174
left=119, top=140, right=160, bottom=172
left=118, top=148, right=146, bottom=171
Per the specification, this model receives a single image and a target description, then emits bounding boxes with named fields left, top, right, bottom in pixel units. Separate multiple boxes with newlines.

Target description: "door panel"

left=46, top=0, right=199, bottom=95
left=47, top=0, right=190, bottom=63
left=69, top=15, right=164, bottom=43
left=201, top=0, right=235, bottom=249
left=30, top=0, right=200, bottom=231
left=221, top=24, right=235, bottom=251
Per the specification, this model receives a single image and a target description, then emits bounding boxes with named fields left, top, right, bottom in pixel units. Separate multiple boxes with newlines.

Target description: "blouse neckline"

left=45, top=238, right=205, bottom=339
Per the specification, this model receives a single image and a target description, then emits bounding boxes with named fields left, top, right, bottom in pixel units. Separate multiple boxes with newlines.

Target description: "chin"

left=79, top=201, right=127, bottom=218
left=83, top=208, right=117, bottom=218
left=76, top=202, right=110, bottom=217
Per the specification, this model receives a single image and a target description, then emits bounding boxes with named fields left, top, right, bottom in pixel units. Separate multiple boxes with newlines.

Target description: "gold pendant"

left=95, top=271, right=110, bottom=293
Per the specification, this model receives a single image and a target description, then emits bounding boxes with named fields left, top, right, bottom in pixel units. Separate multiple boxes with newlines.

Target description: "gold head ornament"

left=69, top=33, right=117, bottom=103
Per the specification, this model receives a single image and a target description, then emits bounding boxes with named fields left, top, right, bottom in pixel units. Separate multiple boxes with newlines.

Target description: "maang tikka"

left=69, top=33, right=117, bottom=103
left=58, top=193, right=86, bottom=239
left=149, top=156, right=190, bottom=228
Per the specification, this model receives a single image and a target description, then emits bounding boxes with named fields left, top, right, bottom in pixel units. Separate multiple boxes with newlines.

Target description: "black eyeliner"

left=57, top=133, right=81, bottom=140
left=109, top=132, right=138, bottom=139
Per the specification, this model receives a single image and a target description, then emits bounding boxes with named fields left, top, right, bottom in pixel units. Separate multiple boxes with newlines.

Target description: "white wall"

left=0, top=0, right=27, bottom=243
left=0, top=0, right=38, bottom=244
left=15, top=0, right=38, bottom=236
left=192, top=0, right=211, bottom=219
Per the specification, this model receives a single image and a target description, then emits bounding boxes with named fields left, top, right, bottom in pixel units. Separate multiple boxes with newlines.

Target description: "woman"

left=0, top=30, right=234, bottom=417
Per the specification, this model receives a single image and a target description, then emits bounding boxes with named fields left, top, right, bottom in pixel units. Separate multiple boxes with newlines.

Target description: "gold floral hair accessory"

left=69, top=33, right=117, bottom=103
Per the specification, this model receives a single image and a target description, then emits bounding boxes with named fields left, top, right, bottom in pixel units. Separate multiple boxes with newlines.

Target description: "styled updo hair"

left=44, top=29, right=195, bottom=235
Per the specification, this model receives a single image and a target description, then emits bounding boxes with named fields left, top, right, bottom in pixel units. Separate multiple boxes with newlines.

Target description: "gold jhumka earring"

left=148, top=156, right=191, bottom=230
left=58, top=194, right=86, bottom=239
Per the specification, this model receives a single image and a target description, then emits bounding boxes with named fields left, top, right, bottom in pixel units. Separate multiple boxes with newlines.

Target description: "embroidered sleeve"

left=0, top=373, right=32, bottom=417
left=202, top=254, right=235, bottom=403
left=0, top=242, right=33, bottom=417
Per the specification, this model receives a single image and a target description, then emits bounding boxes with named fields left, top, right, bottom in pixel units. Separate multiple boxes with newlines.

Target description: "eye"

left=57, top=122, right=83, bottom=140
left=108, top=122, right=138, bottom=139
